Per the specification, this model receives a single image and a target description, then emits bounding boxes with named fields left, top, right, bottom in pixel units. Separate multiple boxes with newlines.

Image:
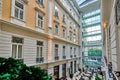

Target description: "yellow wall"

left=2, top=0, right=48, bottom=32
left=2, top=0, right=12, bottom=21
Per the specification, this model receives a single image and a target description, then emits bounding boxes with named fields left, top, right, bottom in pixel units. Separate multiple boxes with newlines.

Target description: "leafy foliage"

left=88, top=48, right=102, bottom=56
left=0, top=57, right=52, bottom=80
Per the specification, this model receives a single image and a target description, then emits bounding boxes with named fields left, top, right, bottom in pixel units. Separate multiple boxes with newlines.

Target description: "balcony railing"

left=112, top=71, right=119, bottom=80
left=54, top=56, right=59, bottom=60
left=70, top=55, right=73, bottom=58
left=36, top=57, right=44, bottom=63
left=63, top=55, right=66, bottom=59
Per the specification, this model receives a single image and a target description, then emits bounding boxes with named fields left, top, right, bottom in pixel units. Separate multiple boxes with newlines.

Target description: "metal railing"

left=112, top=71, right=119, bottom=80
left=36, top=57, right=44, bottom=63
left=54, top=56, right=59, bottom=60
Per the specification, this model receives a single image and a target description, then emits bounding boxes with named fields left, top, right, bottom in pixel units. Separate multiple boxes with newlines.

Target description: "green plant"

left=0, top=57, right=52, bottom=80
left=95, top=76, right=102, bottom=80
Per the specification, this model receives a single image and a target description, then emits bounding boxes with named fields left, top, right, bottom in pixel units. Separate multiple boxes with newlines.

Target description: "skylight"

left=76, top=0, right=98, bottom=8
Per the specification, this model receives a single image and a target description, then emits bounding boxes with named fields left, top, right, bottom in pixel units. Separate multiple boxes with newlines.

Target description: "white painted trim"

left=36, top=11, right=44, bottom=32
left=11, top=0, right=26, bottom=25
left=54, top=22, right=59, bottom=36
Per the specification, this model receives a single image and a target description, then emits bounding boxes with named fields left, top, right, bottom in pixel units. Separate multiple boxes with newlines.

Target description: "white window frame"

left=62, top=27, right=66, bottom=38
left=12, top=0, right=26, bottom=21
left=74, top=48, right=76, bottom=55
left=12, top=37, right=23, bottom=60
left=70, top=47, right=72, bottom=56
left=55, top=44, right=59, bottom=57
left=36, top=41, right=43, bottom=58
left=69, top=31, right=72, bottom=41
left=54, top=23, right=59, bottom=36
left=70, top=21, right=72, bottom=28
left=36, top=12, right=44, bottom=30
left=36, top=0, right=44, bottom=6
left=62, top=13, right=66, bottom=23
left=55, top=5, right=59, bottom=17
left=62, top=46, right=65, bottom=56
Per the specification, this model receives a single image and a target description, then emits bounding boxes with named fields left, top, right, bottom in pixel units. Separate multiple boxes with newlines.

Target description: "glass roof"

left=76, top=0, right=98, bottom=8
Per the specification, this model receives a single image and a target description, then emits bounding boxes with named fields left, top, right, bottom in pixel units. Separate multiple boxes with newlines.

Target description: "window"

left=73, top=34, right=76, bottom=42
left=55, top=23, right=59, bottom=36
left=37, top=13, right=44, bottom=29
left=63, top=46, right=65, bottom=56
left=74, top=61, right=76, bottom=72
left=36, top=41, right=44, bottom=63
left=62, top=27, right=66, bottom=38
left=37, top=41, right=43, bottom=58
left=70, top=47, right=72, bottom=56
left=74, top=24, right=76, bottom=31
left=37, top=0, right=44, bottom=6
left=12, top=37, right=23, bottom=60
left=74, top=48, right=76, bottom=56
left=55, top=5, right=59, bottom=17
left=14, top=0, right=24, bottom=20
left=69, top=31, right=72, bottom=41
left=70, top=21, right=72, bottom=28
left=62, top=14, right=65, bottom=23
left=55, top=44, right=58, bottom=56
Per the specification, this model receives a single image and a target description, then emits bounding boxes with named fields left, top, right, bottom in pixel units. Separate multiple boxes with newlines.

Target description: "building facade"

left=102, top=0, right=120, bottom=71
left=0, top=0, right=81, bottom=79
left=81, top=8, right=102, bottom=69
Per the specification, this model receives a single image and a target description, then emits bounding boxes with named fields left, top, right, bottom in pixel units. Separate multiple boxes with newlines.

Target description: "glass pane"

left=15, top=8, right=19, bottom=18
left=41, top=21, right=43, bottom=28
left=37, top=47, right=39, bottom=57
left=12, top=45, right=17, bottom=58
left=12, top=37, right=23, bottom=43
left=20, top=10, right=23, bottom=20
left=38, top=19, right=41, bottom=27
left=18, top=45, right=22, bottom=58
left=15, top=0, right=23, bottom=9
left=40, top=47, right=42, bottom=57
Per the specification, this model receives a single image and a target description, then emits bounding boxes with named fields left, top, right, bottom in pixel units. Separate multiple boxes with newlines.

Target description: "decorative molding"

left=35, top=7, right=45, bottom=15
left=21, top=0, right=28, bottom=4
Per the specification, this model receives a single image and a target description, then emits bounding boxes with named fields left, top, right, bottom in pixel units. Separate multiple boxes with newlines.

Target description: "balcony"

left=70, top=55, right=73, bottom=58
left=54, top=56, right=59, bottom=60
left=36, top=57, right=44, bottom=63
left=63, top=55, right=66, bottom=59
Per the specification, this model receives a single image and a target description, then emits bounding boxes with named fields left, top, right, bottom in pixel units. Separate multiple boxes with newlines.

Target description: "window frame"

left=55, top=44, right=59, bottom=57
left=36, top=0, right=44, bottom=6
left=54, top=23, right=59, bottom=36
left=11, top=36, right=23, bottom=60
left=36, top=41, right=43, bottom=58
left=55, top=5, right=59, bottom=17
left=62, top=13, right=66, bottom=23
left=62, top=46, right=65, bottom=56
left=69, top=31, right=72, bottom=41
left=37, top=12, right=44, bottom=29
left=62, top=27, right=66, bottom=38
left=12, top=0, right=26, bottom=21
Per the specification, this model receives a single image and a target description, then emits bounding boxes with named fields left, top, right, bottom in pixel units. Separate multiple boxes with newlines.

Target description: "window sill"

left=11, top=16, right=26, bottom=23
left=36, top=1, right=45, bottom=8
left=36, top=26, right=44, bottom=30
